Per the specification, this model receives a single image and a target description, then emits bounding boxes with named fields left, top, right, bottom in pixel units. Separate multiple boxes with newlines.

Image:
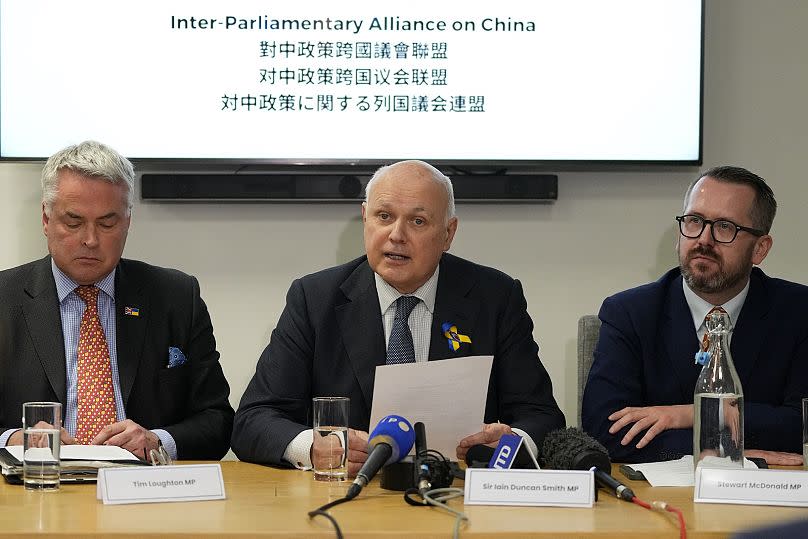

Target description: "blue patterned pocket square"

left=168, top=347, right=187, bottom=368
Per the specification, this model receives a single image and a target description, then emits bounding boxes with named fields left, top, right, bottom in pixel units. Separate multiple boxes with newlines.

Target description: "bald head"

left=365, top=160, right=455, bottom=222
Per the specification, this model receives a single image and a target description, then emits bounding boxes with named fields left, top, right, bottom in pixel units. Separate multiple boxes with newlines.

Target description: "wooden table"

left=0, top=462, right=804, bottom=538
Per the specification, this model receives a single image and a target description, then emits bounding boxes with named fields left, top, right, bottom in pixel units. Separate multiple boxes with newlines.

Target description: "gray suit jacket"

left=0, top=256, right=234, bottom=459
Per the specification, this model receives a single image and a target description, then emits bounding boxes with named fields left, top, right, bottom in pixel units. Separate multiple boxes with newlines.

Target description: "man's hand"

left=91, top=420, right=159, bottom=459
left=310, top=429, right=368, bottom=477
left=346, top=429, right=369, bottom=478
left=6, top=424, right=76, bottom=446
left=456, top=423, right=513, bottom=461
left=608, top=405, right=693, bottom=448
left=745, top=449, right=804, bottom=466
left=311, top=429, right=351, bottom=475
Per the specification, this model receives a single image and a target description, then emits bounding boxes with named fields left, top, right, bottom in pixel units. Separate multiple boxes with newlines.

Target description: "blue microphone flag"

left=488, top=434, right=525, bottom=469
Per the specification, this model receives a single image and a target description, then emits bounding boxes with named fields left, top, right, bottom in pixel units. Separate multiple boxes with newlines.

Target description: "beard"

left=679, top=243, right=753, bottom=294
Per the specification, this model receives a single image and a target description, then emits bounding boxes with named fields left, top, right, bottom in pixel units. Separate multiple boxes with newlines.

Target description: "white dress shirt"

left=682, top=277, right=749, bottom=344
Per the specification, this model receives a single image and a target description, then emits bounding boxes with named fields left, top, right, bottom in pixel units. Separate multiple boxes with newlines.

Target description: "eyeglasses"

left=675, top=214, right=765, bottom=244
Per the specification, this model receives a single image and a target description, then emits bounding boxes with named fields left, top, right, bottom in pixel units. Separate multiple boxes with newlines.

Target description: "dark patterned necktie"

left=386, top=296, right=420, bottom=365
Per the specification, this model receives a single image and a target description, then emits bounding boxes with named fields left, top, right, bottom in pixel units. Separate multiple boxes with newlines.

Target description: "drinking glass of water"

left=312, top=397, right=349, bottom=481
left=22, top=402, right=62, bottom=491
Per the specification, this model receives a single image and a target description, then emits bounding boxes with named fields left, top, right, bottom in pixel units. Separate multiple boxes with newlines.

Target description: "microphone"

left=540, top=427, right=635, bottom=502
left=346, top=415, right=415, bottom=500
left=464, top=441, right=538, bottom=469
left=413, top=421, right=431, bottom=494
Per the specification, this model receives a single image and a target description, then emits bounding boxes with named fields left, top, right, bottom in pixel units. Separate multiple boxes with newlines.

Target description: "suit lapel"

left=114, top=260, right=149, bottom=406
left=429, top=256, right=479, bottom=360
left=730, top=270, right=769, bottom=382
left=662, top=274, right=702, bottom=398
left=336, top=261, right=385, bottom=410
left=21, top=257, right=67, bottom=405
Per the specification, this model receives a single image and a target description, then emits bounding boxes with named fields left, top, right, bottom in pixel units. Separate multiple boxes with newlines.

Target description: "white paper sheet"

left=629, top=455, right=759, bottom=487
left=369, top=355, right=494, bottom=460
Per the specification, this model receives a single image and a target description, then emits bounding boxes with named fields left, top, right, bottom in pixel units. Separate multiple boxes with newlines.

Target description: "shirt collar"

left=682, top=276, right=750, bottom=332
left=375, top=265, right=440, bottom=315
left=51, top=258, right=116, bottom=303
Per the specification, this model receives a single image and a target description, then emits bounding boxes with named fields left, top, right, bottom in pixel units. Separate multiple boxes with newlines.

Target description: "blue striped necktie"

left=386, top=296, right=420, bottom=364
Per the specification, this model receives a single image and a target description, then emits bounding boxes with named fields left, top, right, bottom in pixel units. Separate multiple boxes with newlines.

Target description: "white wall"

left=1, top=0, right=807, bottom=430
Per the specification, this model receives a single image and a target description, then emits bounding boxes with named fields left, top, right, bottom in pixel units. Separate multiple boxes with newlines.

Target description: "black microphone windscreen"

left=540, top=427, right=611, bottom=473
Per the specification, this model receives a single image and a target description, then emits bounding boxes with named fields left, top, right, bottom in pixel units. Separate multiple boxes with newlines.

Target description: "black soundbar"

left=140, top=173, right=558, bottom=202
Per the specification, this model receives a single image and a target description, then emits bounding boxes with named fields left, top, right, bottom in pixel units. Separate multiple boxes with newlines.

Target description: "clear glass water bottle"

left=693, top=309, right=744, bottom=469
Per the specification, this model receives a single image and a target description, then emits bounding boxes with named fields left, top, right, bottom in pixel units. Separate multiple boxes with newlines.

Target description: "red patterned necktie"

left=74, top=285, right=117, bottom=445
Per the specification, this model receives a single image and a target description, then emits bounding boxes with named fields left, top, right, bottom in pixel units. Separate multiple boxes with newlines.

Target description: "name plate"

left=695, top=467, right=808, bottom=507
left=464, top=468, right=594, bottom=507
left=96, top=464, right=226, bottom=505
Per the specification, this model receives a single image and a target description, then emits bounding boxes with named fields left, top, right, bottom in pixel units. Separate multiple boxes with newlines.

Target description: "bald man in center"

left=231, top=160, right=564, bottom=474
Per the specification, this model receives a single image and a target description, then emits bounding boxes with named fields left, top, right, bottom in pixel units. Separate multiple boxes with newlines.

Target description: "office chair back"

left=577, top=314, right=602, bottom=426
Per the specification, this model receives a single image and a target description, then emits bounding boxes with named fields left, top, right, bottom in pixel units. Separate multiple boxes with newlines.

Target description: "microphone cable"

left=630, top=495, right=687, bottom=539
left=422, top=487, right=469, bottom=539
left=403, top=448, right=469, bottom=539
left=307, top=495, right=352, bottom=539
left=403, top=447, right=453, bottom=503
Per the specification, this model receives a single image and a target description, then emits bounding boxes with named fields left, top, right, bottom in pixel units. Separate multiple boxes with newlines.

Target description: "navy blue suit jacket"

left=231, top=254, right=564, bottom=465
left=582, top=267, right=808, bottom=463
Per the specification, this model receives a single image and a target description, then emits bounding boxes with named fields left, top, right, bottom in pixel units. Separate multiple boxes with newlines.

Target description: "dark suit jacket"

left=582, top=267, right=808, bottom=463
left=232, top=254, right=564, bottom=465
left=0, top=256, right=234, bottom=460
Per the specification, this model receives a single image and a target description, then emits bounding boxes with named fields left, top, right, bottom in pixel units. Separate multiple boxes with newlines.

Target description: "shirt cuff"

left=0, top=429, right=19, bottom=447
left=283, top=429, right=314, bottom=470
left=151, top=429, right=178, bottom=461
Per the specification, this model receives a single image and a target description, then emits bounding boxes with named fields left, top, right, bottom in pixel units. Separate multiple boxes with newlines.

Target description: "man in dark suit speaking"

left=0, top=141, right=233, bottom=460
left=232, top=160, right=564, bottom=474
left=582, top=166, right=807, bottom=465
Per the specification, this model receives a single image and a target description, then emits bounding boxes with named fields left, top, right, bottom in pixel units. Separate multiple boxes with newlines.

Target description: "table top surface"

left=1, top=461, right=805, bottom=538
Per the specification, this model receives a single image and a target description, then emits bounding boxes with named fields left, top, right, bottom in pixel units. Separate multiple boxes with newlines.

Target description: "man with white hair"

left=0, top=140, right=233, bottom=460
left=232, top=160, right=564, bottom=474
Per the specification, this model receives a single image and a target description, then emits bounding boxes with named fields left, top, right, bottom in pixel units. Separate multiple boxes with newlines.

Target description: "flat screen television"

left=1, top=0, right=703, bottom=170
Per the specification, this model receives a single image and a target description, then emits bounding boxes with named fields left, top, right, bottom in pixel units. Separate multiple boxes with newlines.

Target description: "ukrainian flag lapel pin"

left=442, top=322, right=471, bottom=352
left=124, top=306, right=140, bottom=317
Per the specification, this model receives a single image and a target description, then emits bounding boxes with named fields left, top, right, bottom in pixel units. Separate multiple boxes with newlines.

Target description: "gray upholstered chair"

left=577, top=314, right=602, bottom=426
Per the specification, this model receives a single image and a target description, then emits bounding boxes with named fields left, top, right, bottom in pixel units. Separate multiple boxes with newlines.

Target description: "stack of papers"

left=627, top=455, right=760, bottom=487
left=0, top=445, right=144, bottom=484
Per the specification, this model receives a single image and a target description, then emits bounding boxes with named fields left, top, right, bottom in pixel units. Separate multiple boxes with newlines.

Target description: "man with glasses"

left=582, top=166, right=808, bottom=464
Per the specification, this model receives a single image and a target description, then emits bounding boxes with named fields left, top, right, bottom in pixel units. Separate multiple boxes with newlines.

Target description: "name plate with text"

left=96, top=464, right=226, bottom=505
left=695, top=467, right=808, bottom=507
left=464, top=468, right=594, bottom=507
